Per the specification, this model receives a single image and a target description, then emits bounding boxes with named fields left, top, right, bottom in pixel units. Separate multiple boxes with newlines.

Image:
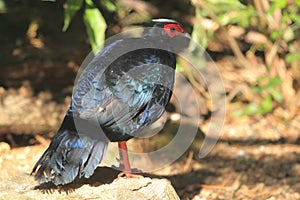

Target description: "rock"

left=0, top=172, right=179, bottom=200
left=0, top=142, right=10, bottom=154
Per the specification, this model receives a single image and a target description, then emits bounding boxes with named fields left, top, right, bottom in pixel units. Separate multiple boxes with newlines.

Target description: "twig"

left=183, top=151, right=194, bottom=172
left=183, top=63, right=209, bottom=99
left=199, top=173, right=244, bottom=198
left=6, top=133, right=17, bottom=147
left=253, top=0, right=266, bottom=29
left=266, top=39, right=280, bottom=71
left=230, top=173, right=244, bottom=200
left=226, top=83, right=252, bottom=103
left=34, top=134, right=50, bottom=147
left=6, top=133, right=17, bottom=148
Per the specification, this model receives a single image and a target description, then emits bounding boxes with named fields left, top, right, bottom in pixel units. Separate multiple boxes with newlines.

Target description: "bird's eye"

left=170, top=27, right=176, bottom=32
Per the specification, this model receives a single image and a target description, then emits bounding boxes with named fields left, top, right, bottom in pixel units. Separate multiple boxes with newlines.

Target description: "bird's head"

left=152, top=19, right=185, bottom=38
left=144, top=19, right=187, bottom=40
left=142, top=18, right=189, bottom=52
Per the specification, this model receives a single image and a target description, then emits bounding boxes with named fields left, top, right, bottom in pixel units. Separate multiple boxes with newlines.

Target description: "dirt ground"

left=1, top=65, right=300, bottom=199
left=1, top=110, right=300, bottom=200
left=1, top=2, right=300, bottom=200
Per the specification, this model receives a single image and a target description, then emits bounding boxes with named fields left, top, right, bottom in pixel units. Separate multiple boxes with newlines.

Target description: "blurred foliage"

left=62, top=0, right=83, bottom=32
left=191, top=0, right=256, bottom=49
left=62, top=0, right=107, bottom=54
left=0, top=0, right=6, bottom=13
left=2, top=0, right=300, bottom=117
left=58, top=0, right=300, bottom=116
left=191, top=0, right=300, bottom=49
left=82, top=0, right=106, bottom=54
left=231, top=76, right=283, bottom=117
left=191, top=0, right=300, bottom=116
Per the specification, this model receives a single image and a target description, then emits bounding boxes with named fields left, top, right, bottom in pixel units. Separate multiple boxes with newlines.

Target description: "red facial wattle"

left=164, top=24, right=184, bottom=38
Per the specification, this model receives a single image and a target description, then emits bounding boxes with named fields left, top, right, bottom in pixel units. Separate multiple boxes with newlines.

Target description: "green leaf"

left=83, top=0, right=107, bottom=54
left=272, top=0, right=287, bottom=9
left=206, top=0, right=245, bottom=9
left=286, top=53, right=300, bottom=63
left=290, top=12, right=300, bottom=24
left=259, top=95, right=273, bottom=114
left=268, top=76, right=282, bottom=88
left=175, top=63, right=184, bottom=72
left=230, top=102, right=247, bottom=117
left=62, top=0, right=84, bottom=32
left=191, top=7, right=208, bottom=49
left=243, top=103, right=259, bottom=115
left=255, top=76, right=281, bottom=92
left=270, top=30, right=281, bottom=41
left=102, top=0, right=117, bottom=12
left=270, top=88, right=283, bottom=103
left=268, top=0, right=287, bottom=14
left=252, top=86, right=261, bottom=94
left=0, top=0, right=6, bottom=13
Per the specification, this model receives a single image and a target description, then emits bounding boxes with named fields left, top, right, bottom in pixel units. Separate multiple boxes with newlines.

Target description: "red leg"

left=117, top=141, right=143, bottom=178
left=118, top=141, right=131, bottom=173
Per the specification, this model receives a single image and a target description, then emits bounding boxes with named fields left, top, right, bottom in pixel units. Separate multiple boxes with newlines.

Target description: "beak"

left=184, top=32, right=191, bottom=39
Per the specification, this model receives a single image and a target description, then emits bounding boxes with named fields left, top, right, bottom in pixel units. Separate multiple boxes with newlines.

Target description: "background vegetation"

left=64, top=0, right=300, bottom=117
left=2, top=0, right=300, bottom=116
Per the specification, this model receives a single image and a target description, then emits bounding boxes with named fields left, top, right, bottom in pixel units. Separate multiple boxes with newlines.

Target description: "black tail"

left=31, top=115, right=108, bottom=185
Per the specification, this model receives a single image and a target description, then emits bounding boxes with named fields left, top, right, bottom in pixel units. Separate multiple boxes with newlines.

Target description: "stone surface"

left=0, top=172, right=179, bottom=200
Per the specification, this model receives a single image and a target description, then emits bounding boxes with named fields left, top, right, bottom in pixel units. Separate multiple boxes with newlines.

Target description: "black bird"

left=31, top=19, right=187, bottom=185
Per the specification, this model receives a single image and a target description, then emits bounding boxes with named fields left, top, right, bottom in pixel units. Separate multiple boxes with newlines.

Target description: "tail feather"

left=80, top=139, right=107, bottom=178
left=31, top=117, right=108, bottom=185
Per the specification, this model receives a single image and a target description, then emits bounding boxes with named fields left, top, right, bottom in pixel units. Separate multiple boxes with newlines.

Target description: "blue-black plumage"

left=31, top=19, right=187, bottom=185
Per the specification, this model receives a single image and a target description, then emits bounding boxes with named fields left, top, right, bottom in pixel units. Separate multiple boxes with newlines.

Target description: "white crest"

left=152, top=18, right=178, bottom=24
